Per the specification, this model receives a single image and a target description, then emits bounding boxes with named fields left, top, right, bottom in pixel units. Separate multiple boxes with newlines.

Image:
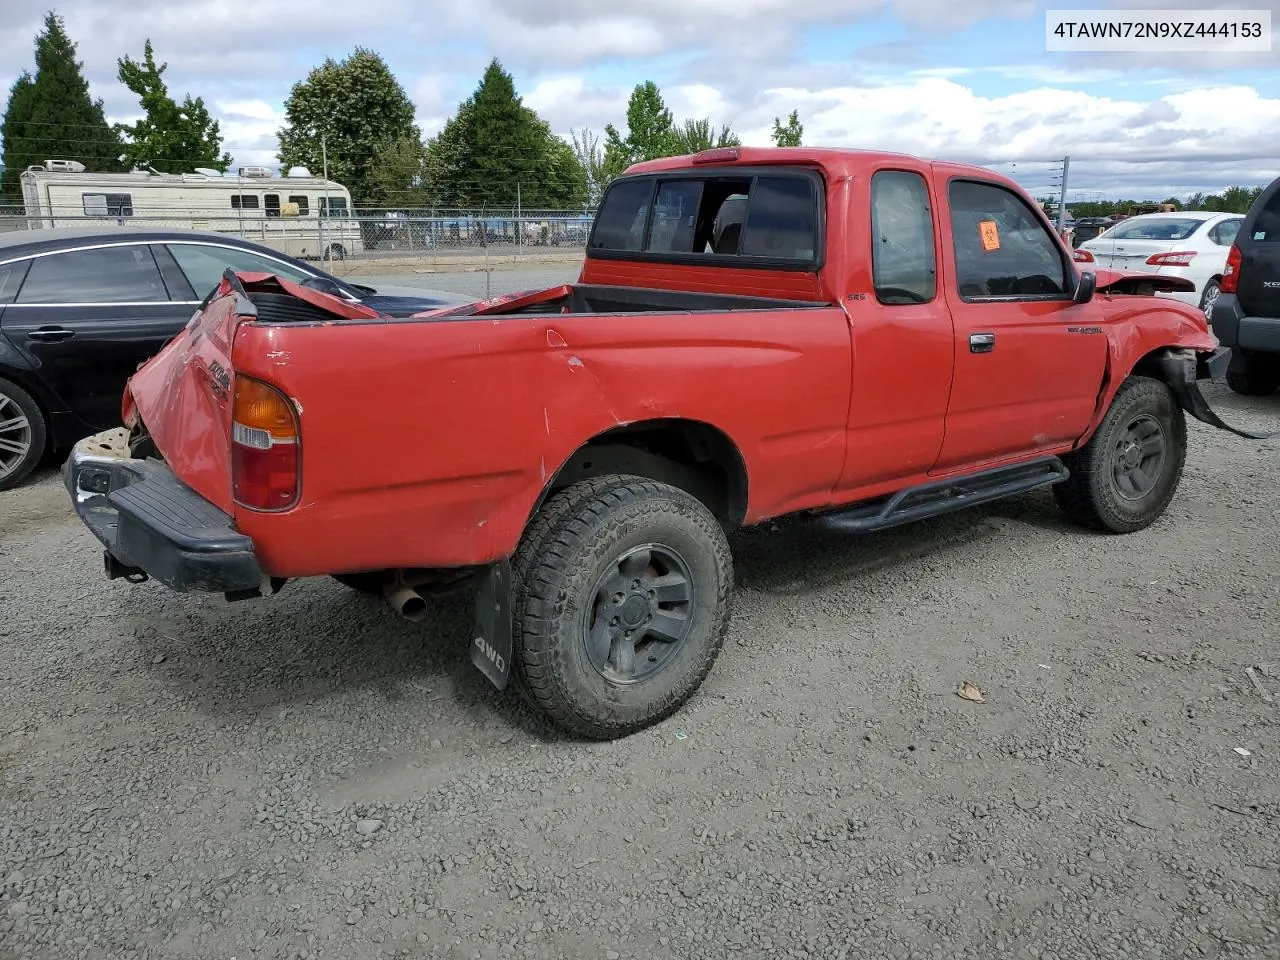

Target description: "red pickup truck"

left=65, top=146, right=1230, bottom=739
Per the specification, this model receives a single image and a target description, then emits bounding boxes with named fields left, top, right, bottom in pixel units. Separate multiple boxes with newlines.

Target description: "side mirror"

left=1072, top=270, right=1096, bottom=304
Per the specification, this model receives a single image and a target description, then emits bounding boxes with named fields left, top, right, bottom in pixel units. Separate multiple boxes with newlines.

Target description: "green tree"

left=1220, top=185, right=1264, bottom=213
left=771, top=110, right=804, bottom=147
left=0, top=12, right=122, bottom=195
left=603, top=81, right=677, bottom=169
left=423, top=59, right=587, bottom=210
left=671, top=117, right=740, bottom=154
left=277, top=47, right=419, bottom=206
left=0, top=73, right=37, bottom=197
left=115, top=39, right=230, bottom=173
left=570, top=127, right=610, bottom=205
left=365, top=135, right=428, bottom=208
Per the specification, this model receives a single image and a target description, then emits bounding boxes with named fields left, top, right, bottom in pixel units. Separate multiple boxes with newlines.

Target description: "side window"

left=646, top=181, right=702, bottom=253
left=319, top=197, right=348, bottom=217
left=16, top=246, right=168, bottom=304
left=264, top=194, right=281, bottom=218
left=740, top=176, right=816, bottom=260
left=1211, top=219, right=1242, bottom=246
left=1252, top=191, right=1280, bottom=242
left=590, top=179, right=653, bottom=252
left=288, top=194, right=310, bottom=215
left=0, top=261, right=30, bottom=305
left=870, top=170, right=936, bottom=304
left=231, top=194, right=260, bottom=210
left=167, top=244, right=313, bottom=298
left=949, top=180, right=1068, bottom=299
left=82, top=193, right=133, bottom=217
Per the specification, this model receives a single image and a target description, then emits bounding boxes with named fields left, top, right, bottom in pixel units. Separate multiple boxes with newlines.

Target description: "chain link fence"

left=0, top=204, right=595, bottom=275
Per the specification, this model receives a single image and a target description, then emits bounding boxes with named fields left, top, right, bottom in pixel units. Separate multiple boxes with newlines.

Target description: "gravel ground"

left=1, top=274, right=1278, bottom=958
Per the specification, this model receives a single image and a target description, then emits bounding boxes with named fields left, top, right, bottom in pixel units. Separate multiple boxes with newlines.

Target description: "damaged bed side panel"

left=226, top=302, right=853, bottom=579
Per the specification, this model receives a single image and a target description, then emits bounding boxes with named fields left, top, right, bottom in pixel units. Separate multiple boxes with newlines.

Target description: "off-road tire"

left=0, top=378, right=46, bottom=492
left=1225, top=354, right=1280, bottom=396
left=1054, top=375, right=1186, bottom=533
left=511, top=475, right=733, bottom=739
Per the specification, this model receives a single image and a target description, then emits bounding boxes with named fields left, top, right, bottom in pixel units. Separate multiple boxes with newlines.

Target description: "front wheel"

left=1054, top=375, right=1186, bottom=534
left=512, top=476, right=734, bottom=740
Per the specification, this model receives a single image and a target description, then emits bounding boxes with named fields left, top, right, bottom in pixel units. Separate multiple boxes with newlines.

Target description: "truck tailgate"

left=125, top=272, right=381, bottom=515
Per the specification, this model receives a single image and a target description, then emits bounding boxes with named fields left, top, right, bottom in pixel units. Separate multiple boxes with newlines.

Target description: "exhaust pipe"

left=383, top=582, right=427, bottom=621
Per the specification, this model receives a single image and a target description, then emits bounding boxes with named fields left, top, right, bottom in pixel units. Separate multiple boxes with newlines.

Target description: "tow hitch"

left=1160, top=348, right=1280, bottom=441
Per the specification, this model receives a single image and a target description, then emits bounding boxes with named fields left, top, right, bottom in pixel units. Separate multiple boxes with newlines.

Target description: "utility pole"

left=319, top=131, right=330, bottom=264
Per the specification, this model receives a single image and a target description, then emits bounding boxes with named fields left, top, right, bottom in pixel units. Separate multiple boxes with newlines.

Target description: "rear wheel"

left=512, top=475, right=733, bottom=740
left=1199, top=278, right=1221, bottom=317
left=1225, top=353, right=1280, bottom=396
left=0, top=379, right=46, bottom=492
left=1054, top=375, right=1186, bottom=534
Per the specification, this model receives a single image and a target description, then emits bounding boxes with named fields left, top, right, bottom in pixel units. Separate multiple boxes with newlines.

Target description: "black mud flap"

left=1160, top=348, right=1280, bottom=441
left=471, top=559, right=513, bottom=690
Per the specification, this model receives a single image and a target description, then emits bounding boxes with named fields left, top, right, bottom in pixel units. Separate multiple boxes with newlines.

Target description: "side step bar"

left=818, top=456, right=1069, bottom=534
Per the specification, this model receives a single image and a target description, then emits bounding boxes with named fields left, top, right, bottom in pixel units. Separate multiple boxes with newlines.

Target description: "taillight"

left=232, top=375, right=299, bottom=510
left=1073, top=248, right=1095, bottom=263
left=1221, top=244, right=1242, bottom=293
left=1145, top=251, right=1196, bottom=266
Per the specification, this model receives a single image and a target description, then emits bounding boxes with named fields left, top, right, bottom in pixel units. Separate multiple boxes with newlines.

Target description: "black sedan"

left=0, top=227, right=468, bottom=490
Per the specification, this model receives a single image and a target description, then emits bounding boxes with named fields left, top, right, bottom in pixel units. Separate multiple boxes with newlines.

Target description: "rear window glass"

left=1251, top=190, right=1280, bottom=243
left=590, top=179, right=653, bottom=252
left=1105, top=217, right=1206, bottom=241
left=646, top=181, right=702, bottom=253
left=740, top=177, right=817, bottom=260
left=591, top=172, right=819, bottom=264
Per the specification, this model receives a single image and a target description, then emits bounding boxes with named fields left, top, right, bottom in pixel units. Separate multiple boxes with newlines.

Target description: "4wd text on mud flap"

left=474, top=636, right=506, bottom=674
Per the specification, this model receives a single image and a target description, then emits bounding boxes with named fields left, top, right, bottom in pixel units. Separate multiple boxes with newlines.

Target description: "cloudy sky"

left=3, top=0, right=1278, bottom=201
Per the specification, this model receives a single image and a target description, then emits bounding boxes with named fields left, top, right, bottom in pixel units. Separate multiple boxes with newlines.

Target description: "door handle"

left=27, top=327, right=75, bottom=342
left=969, top=332, right=995, bottom=353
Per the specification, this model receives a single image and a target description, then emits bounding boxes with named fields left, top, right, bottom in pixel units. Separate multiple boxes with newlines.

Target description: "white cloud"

left=1, top=0, right=1276, bottom=194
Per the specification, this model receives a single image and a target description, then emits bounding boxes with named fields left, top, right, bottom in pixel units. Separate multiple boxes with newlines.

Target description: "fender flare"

left=1158, top=347, right=1280, bottom=441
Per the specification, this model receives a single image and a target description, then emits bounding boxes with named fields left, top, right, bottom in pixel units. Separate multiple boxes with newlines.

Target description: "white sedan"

left=1073, top=211, right=1244, bottom=314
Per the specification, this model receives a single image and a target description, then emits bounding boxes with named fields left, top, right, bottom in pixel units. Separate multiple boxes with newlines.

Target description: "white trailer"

left=19, top=161, right=363, bottom=260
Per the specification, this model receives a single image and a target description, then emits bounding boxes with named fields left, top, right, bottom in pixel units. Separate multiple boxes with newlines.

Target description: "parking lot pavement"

left=2, top=278, right=1278, bottom=957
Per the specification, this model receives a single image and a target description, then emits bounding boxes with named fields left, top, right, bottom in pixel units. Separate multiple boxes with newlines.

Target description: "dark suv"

left=1209, top=177, right=1280, bottom=395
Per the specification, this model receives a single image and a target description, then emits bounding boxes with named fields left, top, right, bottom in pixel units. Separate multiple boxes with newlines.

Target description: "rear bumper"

left=1207, top=293, right=1280, bottom=354
left=63, top=428, right=264, bottom=594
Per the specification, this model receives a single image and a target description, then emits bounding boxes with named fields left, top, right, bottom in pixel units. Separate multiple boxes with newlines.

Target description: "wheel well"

left=538, top=419, right=748, bottom=530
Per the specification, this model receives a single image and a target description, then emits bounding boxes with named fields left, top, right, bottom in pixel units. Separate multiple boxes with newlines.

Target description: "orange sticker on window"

left=979, top=220, right=1000, bottom=251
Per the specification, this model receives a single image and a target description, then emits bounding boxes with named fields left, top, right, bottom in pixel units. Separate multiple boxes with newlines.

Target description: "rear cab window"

left=588, top=167, right=823, bottom=269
